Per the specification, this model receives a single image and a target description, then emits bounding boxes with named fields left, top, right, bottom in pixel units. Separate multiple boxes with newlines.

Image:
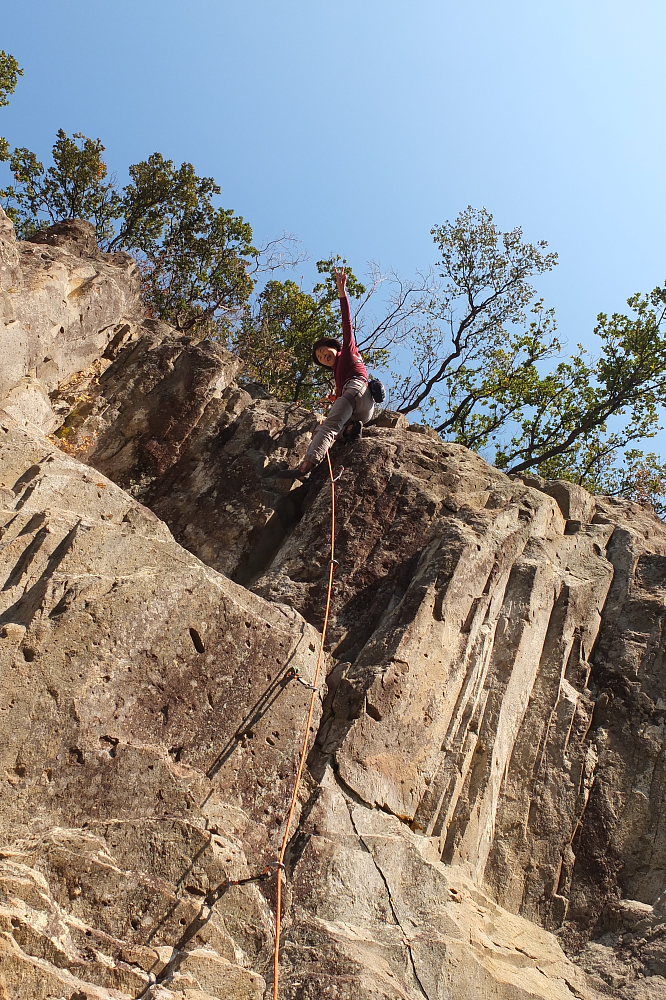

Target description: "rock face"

left=0, top=414, right=323, bottom=1000
left=0, top=209, right=140, bottom=435
left=1, top=218, right=666, bottom=999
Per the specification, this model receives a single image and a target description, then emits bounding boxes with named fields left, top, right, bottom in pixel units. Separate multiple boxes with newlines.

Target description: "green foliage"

left=394, top=206, right=559, bottom=419
left=0, top=50, right=23, bottom=161
left=234, top=277, right=338, bottom=404
left=2, top=131, right=121, bottom=240
left=111, top=154, right=257, bottom=333
left=1, top=135, right=258, bottom=335
left=312, top=256, right=367, bottom=306
left=427, top=301, right=560, bottom=447
left=494, top=286, right=666, bottom=478
left=599, top=450, right=666, bottom=516
left=392, top=207, right=666, bottom=513
left=0, top=51, right=22, bottom=108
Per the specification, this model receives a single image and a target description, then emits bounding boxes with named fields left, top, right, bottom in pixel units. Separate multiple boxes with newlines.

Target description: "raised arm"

left=335, top=267, right=353, bottom=349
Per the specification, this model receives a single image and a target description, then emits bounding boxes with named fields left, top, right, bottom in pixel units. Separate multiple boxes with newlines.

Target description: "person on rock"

left=281, top=267, right=374, bottom=479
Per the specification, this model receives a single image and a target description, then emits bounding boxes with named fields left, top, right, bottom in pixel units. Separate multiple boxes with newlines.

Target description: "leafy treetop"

left=0, top=50, right=23, bottom=161
left=391, top=207, right=666, bottom=511
left=2, top=134, right=259, bottom=337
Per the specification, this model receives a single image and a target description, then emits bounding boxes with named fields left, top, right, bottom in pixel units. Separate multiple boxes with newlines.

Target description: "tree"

left=392, top=207, right=666, bottom=511
left=0, top=51, right=21, bottom=108
left=0, top=50, right=23, bottom=161
left=3, top=131, right=121, bottom=241
left=1, top=134, right=259, bottom=335
left=393, top=206, right=559, bottom=420
left=494, top=286, right=666, bottom=479
left=110, top=153, right=257, bottom=335
left=603, top=451, right=666, bottom=516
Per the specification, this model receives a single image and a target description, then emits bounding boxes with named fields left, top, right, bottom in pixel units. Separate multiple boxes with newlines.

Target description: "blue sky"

left=2, top=0, right=665, bottom=386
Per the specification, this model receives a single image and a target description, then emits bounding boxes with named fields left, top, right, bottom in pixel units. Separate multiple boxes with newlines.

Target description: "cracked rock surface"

left=1, top=216, right=666, bottom=998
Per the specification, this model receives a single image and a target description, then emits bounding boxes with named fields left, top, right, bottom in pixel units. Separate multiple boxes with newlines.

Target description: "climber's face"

left=315, top=345, right=339, bottom=367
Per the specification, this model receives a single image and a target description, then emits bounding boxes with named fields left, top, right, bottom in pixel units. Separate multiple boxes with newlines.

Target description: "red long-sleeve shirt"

left=333, top=292, right=368, bottom=397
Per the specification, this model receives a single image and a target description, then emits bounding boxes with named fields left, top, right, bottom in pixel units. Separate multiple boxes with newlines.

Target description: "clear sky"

left=2, top=0, right=665, bottom=372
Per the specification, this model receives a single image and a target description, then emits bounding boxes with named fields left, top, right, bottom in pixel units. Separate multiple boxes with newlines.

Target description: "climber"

left=278, top=267, right=374, bottom=479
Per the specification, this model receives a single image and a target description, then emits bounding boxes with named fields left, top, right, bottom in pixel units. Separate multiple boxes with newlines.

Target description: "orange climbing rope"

left=272, top=452, right=339, bottom=1000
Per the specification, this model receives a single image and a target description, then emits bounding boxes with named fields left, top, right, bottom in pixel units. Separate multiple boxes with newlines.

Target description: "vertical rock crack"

left=344, top=794, right=432, bottom=1000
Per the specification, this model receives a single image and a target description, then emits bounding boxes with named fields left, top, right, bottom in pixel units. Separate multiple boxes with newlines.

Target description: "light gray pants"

left=306, top=377, right=375, bottom=464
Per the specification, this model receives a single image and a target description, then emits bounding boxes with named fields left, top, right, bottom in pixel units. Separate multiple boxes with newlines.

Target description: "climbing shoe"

left=342, top=420, right=363, bottom=442
left=265, top=460, right=315, bottom=481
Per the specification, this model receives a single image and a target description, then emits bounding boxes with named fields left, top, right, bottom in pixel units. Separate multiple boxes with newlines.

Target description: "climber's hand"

left=334, top=268, right=347, bottom=296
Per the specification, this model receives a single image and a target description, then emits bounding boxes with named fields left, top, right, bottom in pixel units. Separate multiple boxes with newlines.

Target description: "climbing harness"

left=272, top=450, right=339, bottom=1000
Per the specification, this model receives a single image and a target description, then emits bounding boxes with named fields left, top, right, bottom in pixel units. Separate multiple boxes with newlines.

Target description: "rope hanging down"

left=272, top=451, right=339, bottom=1000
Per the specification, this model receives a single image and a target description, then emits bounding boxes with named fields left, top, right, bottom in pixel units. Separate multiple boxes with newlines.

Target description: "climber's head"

left=312, top=338, right=341, bottom=368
